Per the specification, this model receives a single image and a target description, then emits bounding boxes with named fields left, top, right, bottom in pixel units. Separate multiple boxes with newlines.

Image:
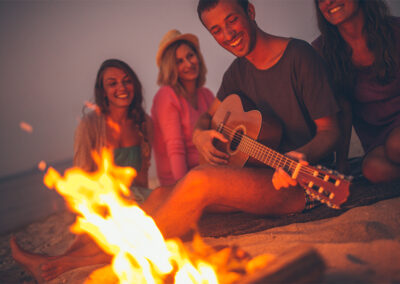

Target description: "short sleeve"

left=216, top=60, right=241, bottom=102
left=292, top=41, right=339, bottom=120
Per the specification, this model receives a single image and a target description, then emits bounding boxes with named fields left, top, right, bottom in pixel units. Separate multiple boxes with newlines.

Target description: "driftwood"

left=240, top=246, right=325, bottom=284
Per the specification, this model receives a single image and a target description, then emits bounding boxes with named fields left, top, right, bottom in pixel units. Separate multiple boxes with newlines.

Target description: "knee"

left=362, top=157, right=386, bottom=183
left=180, top=165, right=211, bottom=190
left=385, top=134, right=400, bottom=163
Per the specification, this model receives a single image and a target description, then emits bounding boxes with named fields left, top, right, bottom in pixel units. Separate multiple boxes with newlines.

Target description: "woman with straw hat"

left=151, top=29, right=215, bottom=186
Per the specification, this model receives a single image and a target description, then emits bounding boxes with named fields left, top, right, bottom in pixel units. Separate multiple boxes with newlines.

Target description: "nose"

left=183, top=58, right=193, bottom=68
left=119, top=82, right=128, bottom=91
left=224, top=25, right=235, bottom=41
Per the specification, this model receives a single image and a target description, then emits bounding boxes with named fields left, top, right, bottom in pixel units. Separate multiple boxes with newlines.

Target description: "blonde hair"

left=157, top=40, right=207, bottom=96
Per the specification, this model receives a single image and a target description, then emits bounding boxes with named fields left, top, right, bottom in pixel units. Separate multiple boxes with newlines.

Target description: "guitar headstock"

left=297, top=165, right=352, bottom=209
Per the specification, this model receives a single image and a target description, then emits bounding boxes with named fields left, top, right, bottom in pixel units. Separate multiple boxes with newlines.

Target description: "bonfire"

left=43, top=149, right=275, bottom=284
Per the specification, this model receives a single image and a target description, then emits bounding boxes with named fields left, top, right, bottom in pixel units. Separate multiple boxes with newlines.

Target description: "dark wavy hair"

left=197, top=0, right=249, bottom=23
left=94, top=59, right=147, bottom=135
left=315, top=0, right=397, bottom=94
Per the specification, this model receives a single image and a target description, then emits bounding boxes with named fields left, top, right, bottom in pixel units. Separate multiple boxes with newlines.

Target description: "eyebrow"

left=104, top=75, right=129, bottom=81
left=209, top=12, right=237, bottom=31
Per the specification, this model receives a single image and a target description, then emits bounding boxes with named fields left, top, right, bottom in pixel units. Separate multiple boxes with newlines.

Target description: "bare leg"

left=152, top=165, right=305, bottom=238
left=362, top=127, right=400, bottom=183
left=141, top=185, right=173, bottom=215
left=10, top=236, right=47, bottom=284
left=10, top=235, right=111, bottom=282
left=40, top=252, right=111, bottom=281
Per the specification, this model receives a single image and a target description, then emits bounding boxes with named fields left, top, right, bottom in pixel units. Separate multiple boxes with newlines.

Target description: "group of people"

left=11, top=0, right=400, bottom=282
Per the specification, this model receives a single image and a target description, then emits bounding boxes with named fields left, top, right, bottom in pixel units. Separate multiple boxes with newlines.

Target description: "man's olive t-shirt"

left=217, top=39, right=339, bottom=153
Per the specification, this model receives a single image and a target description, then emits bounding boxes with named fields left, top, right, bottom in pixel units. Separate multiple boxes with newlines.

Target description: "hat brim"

left=156, top=33, right=200, bottom=66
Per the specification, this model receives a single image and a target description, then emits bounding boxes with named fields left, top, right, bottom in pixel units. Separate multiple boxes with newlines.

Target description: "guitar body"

left=211, top=94, right=282, bottom=168
left=205, top=94, right=351, bottom=209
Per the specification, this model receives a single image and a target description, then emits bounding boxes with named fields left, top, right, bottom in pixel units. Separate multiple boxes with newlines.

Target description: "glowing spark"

left=19, top=121, right=33, bottom=133
left=38, top=160, right=47, bottom=171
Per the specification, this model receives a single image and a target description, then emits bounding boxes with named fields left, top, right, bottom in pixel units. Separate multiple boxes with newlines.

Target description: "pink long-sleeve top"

left=151, top=86, right=215, bottom=186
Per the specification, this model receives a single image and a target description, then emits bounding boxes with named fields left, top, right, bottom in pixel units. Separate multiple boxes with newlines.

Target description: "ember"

left=19, top=121, right=33, bottom=133
left=84, top=101, right=101, bottom=115
left=42, top=148, right=274, bottom=283
left=37, top=160, right=47, bottom=171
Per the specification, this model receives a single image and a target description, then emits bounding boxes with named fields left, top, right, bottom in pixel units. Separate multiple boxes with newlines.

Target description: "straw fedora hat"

left=156, top=29, right=200, bottom=66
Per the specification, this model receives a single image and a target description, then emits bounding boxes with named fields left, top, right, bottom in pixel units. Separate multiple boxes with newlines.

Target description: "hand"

left=272, top=151, right=308, bottom=190
left=193, top=129, right=230, bottom=165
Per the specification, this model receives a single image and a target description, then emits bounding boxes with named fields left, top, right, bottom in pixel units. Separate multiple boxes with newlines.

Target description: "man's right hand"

left=193, top=129, right=230, bottom=165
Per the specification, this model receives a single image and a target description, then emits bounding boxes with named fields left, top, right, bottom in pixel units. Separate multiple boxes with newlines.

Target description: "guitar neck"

left=221, top=125, right=299, bottom=175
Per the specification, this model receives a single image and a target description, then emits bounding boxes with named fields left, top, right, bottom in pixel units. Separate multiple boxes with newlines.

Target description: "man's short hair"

left=197, top=0, right=249, bottom=23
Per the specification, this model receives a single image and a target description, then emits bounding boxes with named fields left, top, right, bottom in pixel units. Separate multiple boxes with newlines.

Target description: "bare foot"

left=10, top=236, right=47, bottom=283
left=41, top=254, right=112, bottom=280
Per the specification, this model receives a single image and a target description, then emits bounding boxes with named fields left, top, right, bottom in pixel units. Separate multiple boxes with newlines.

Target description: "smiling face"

left=175, top=43, right=200, bottom=84
left=200, top=0, right=256, bottom=58
left=318, top=0, right=360, bottom=26
left=102, top=67, right=134, bottom=109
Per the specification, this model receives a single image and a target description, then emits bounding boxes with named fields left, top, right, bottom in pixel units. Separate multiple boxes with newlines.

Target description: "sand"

left=1, top=195, right=400, bottom=284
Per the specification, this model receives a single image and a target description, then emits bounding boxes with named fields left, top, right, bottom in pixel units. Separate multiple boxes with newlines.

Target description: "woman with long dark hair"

left=313, top=0, right=400, bottom=182
left=10, top=59, right=152, bottom=282
left=74, top=58, right=151, bottom=191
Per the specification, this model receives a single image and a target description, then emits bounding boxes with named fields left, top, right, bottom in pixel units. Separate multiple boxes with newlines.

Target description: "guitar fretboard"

left=219, top=124, right=322, bottom=179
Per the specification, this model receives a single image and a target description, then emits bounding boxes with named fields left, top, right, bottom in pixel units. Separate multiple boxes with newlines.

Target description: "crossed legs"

left=362, top=127, right=400, bottom=183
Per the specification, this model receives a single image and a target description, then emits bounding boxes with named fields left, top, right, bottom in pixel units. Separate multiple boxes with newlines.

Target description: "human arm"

left=312, top=37, right=352, bottom=173
left=192, top=98, right=229, bottom=165
left=152, top=88, right=192, bottom=182
left=73, top=116, right=96, bottom=172
left=272, top=115, right=340, bottom=190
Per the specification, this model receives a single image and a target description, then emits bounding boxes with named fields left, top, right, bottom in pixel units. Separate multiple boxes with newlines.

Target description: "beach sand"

left=1, top=195, right=399, bottom=284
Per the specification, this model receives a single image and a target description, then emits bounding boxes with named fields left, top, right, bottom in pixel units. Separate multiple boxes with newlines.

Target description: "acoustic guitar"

left=209, top=94, right=351, bottom=209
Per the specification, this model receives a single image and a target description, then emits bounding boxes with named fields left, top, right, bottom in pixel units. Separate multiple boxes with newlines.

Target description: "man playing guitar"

left=144, top=0, right=347, bottom=239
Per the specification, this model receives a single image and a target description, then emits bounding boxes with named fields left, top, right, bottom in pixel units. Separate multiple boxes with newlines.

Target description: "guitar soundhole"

left=230, top=129, right=244, bottom=152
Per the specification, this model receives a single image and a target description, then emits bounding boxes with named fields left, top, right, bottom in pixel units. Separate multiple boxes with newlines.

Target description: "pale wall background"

left=1, top=0, right=400, bottom=180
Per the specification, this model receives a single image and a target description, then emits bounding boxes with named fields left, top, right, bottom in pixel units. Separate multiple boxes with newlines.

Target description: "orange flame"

left=43, top=149, right=274, bottom=283
left=43, top=149, right=219, bottom=283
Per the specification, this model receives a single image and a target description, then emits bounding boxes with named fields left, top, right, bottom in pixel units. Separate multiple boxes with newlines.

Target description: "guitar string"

left=220, top=125, right=327, bottom=179
left=218, top=124, right=349, bottom=206
left=222, top=125, right=297, bottom=171
left=221, top=125, right=300, bottom=171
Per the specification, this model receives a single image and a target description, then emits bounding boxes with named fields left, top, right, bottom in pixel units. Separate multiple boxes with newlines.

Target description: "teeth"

left=330, top=6, right=342, bottom=13
left=116, top=94, right=128, bottom=98
left=230, top=37, right=241, bottom=47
